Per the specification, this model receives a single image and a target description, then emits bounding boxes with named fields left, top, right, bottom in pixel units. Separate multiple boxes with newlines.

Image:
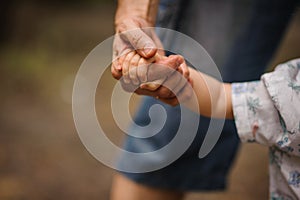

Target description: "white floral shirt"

left=232, top=59, right=300, bottom=199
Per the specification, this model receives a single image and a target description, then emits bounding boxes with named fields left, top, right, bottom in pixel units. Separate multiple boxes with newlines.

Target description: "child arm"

left=185, top=67, right=233, bottom=119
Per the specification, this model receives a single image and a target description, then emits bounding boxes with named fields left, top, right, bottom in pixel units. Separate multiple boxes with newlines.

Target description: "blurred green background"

left=0, top=1, right=299, bottom=199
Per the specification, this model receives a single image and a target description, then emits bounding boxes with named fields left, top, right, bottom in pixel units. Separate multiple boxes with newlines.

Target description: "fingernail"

left=143, top=43, right=154, bottom=56
left=140, top=83, right=148, bottom=89
left=116, top=64, right=122, bottom=70
left=140, top=83, right=159, bottom=91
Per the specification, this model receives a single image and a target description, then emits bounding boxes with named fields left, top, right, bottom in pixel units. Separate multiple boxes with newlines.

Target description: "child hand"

left=140, top=54, right=193, bottom=103
left=140, top=54, right=190, bottom=92
left=112, top=51, right=190, bottom=92
left=117, top=50, right=153, bottom=85
left=112, top=50, right=166, bottom=90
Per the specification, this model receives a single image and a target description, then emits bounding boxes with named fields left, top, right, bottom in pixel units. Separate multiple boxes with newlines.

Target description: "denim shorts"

left=119, top=97, right=240, bottom=191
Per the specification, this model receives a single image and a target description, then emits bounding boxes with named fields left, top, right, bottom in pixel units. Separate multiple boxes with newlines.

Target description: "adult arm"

left=112, top=0, right=161, bottom=80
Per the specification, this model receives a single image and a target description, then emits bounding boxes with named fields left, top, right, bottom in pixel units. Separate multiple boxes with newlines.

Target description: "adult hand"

left=111, top=0, right=191, bottom=106
left=120, top=55, right=193, bottom=107
left=111, top=17, right=164, bottom=80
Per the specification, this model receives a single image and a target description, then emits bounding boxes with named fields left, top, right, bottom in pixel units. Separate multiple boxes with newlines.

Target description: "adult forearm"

left=115, top=0, right=159, bottom=27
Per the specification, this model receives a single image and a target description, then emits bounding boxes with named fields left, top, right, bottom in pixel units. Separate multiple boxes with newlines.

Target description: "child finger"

left=111, top=63, right=122, bottom=80
left=129, top=53, right=140, bottom=85
left=137, top=58, right=148, bottom=83
left=122, top=51, right=135, bottom=84
left=178, top=62, right=189, bottom=79
left=167, top=55, right=184, bottom=68
left=154, top=54, right=182, bottom=72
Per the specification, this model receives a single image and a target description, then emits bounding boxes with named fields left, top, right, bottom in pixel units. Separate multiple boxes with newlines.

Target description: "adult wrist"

left=115, top=0, right=159, bottom=29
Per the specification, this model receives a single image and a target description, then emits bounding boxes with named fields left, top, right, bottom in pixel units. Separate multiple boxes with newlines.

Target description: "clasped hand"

left=111, top=17, right=193, bottom=106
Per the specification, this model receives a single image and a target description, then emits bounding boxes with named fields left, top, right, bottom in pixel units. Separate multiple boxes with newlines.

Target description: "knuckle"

left=124, top=53, right=133, bottom=62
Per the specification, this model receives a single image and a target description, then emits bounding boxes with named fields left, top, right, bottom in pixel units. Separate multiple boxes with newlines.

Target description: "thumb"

left=121, top=28, right=157, bottom=58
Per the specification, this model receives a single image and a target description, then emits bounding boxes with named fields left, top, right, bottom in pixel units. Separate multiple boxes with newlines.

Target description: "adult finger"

left=120, top=27, right=157, bottom=59
left=172, top=74, right=187, bottom=95
left=175, top=82, right=193, bottom=103
left=158, top=72, right=184, bottom=98
left=157, top=83, right=192, bottom=107
left=159, top=98, right=180, bottom=107
left=140, top=78, right=165, bottom=91
left=135, top=87, right=180, bottom=106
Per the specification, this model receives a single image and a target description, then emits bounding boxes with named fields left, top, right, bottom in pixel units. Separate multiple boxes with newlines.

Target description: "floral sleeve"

left=232, top=59, right=300, bottom=157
